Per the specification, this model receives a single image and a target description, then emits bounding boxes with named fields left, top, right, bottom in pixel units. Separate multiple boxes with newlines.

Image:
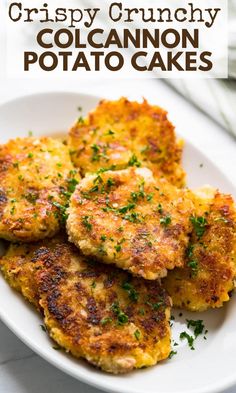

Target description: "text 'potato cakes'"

left=163, top=188, right=236, bottom=311
left=68, top=98, right=185, bottom=187
left=0, top=236, right=171, bottom=373
left=0, top=137, right=80, bottom=242
left=67, top=167, right=195, bottom=280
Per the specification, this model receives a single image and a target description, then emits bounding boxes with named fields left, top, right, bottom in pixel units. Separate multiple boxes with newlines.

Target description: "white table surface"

left=0, top=77, right=235, bottom=393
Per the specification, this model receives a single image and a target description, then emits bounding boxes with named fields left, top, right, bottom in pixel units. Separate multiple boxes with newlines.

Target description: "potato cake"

left=163, top=188, right=236, bottom=311
left=68, top=98, right=185, bottom=187
left=0, top=236, right=62, bottom=308
left=0, top=137, right=80, bottom=242
left=67, top=167, right=195, bottom=280
left=0, top=236, right=172, bottom=373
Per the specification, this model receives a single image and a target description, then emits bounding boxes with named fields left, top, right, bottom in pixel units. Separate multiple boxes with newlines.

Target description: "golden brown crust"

left=68, top=98, right=185, bottom=187
left=163, top=191, right=236, bottom=311
left=67, top=167, right=195, bottom=280
left=0, top=137, right=80, bottom=242
left=36, top=241, right=171, bottom=373
left=0, top=236, right=171, bottom=373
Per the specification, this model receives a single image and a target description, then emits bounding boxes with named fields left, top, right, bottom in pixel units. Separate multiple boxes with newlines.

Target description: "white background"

left=0, top=77, right=235, bottom=393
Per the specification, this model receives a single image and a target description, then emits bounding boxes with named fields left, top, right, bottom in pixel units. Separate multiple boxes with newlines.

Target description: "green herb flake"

left=123, top=212, right=141, bottom=223
left=118, top=203, right=135, bottom=214
left=187, top=260, right=198, bottom=276
left=67, top=177, right=79, bottom=194
left=81, top=216, right=92, bottom=231
left=111, top=302, right=129, bottom=325
left=27, top=152, right=33, bottom=158
left=77, top=116, right=84, bottom=124
left=122, top=282, right=139, bottom=302
left=186, top=319, right=205, bottom=338
left=106, top=178, right=115, bottom=188
left=146, top=193, right=153, bottom=202
left=134, top=329, right=141, bottom=340
left=179, top=331, right=195, bottom=350
left=190, top=216, right=208, bottom=238
left=91, top=281, right=96, bottom=289
left=160, top=215, right=172, bottom=226
left=40, top=324, right=47, bottom=332
left=168, top=350, right=177, bottom=359
left=101, top=317, right=112, bottom=326
left=128, top=154, right=141, bottom=168
left=106, top=130, right=115, bottom=136
left=52, top=201, right=68, bottom=223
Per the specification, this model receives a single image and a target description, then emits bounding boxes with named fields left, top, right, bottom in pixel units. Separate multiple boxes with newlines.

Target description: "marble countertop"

left=0, top=78, right=235, bottom=393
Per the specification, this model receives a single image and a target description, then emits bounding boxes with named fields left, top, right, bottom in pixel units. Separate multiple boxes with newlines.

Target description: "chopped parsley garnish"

left=190, top=216, right=208, bottom=237
left=40, top=324, right=47, bottom=332
left=106, top=129, right=115, bottom=135
left=91, top=144, right=109, bottom=162
left=118, top=203, right=135, bottom=214
left=96, top=165, right=116, bottom=174
left=91, top=281, right=96, bottom=289
left=24, top=192, right=38, bottom=205
left=122, top=282, right=139, bottom=302
left=146, top=193, right=153, bottom=202
left=157, top=203, right=163, bottom=213
left=168, top=350, right=177, bottom=359
left=100, top=235, right=107, bottom=241
left=77, top=116, right=84, bottom=124
left=101, top=317, right=112, bottom=326
left=106, top=178, right=115, bottom=188
left=52, top=201, right=68, bottom=223
left=10, top=206, right=15, bottom=215
left=186, top=319, right=205, bottom=337
left=67, top=177, right=79, bottom=193
left=52, top=345, right=61, bottom=350
left=81, top=216, right=92, bottom=231
left=139, top=308, right=145, bottom=315
left=27, top=152, right=33, bottom=158
left=187, top=260, right=198, bottom=276
left=123, top=212, right=141, bottom=223
left=89, top=185, right=99, bottom=193
left=146, top=301, right=163, bottom=310
left=128, top=154, right=141, bottom=168
left=160, top=215, right=172, bottom=226
left=111, top=302, right=129, bottom=325
left=186, top=244, right=194, bottom=258
left=180, top=331, right=195, bottom=350
left=91, top=144, right=100, bottom=161
left=13, top=162, right=19, bottom=169
left=134, top=329, right=141, bottom=340
left=114, top=244, right=122, bottom=252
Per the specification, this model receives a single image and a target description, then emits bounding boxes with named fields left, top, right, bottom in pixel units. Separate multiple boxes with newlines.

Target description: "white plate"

left=0, top=92, right=235, bottom=393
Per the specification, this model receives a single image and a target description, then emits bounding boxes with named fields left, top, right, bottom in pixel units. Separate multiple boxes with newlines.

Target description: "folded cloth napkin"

left=166, top=0, right=236, bottom=138
left=165, top=79, right=236, bottom=138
